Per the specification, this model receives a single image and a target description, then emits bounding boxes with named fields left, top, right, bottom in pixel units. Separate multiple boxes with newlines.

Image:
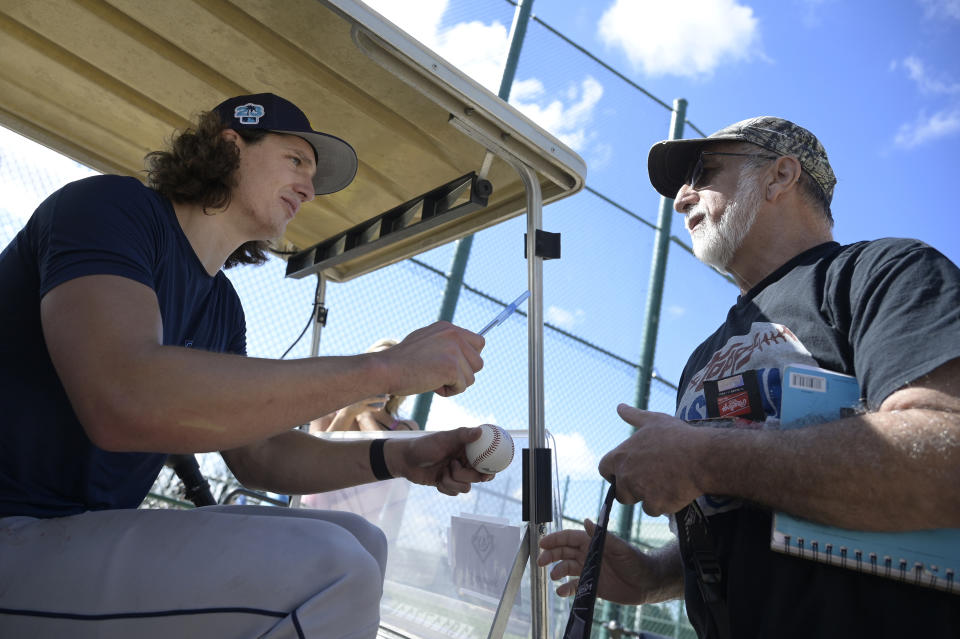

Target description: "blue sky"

left=1, top=0, right=959, bottom=518
left=363, top=0, right=960, bottom=384
left=347, top=0, right=960, bottom=489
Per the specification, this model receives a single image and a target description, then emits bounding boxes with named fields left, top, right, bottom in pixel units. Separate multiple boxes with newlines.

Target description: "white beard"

left=688, top=171, right=764, bottom=271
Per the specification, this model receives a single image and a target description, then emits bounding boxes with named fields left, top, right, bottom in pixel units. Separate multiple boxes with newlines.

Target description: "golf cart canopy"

left=0, top=0, right=585, bottom=281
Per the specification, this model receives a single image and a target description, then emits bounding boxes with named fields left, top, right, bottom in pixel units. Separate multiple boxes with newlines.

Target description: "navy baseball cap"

left=213, top=93, right=358, bottom=195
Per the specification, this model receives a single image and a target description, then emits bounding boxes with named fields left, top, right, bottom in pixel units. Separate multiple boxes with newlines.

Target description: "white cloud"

left=597, top=0, right=762, bottom=77
left=893, top=108, right=960, bottom=148
left=511, top=77, right=604, bottom=152
left=434, top=21, right=511, bottom=93
left=364, top=0, right=604, bottom=155
left=365, top=0, right=510, bottom=93
left=666, top=304, right=686, bottom=317
left=589, top=142, right=614, bottom=171
left=545, top=305, right=586, bottom=330
left=797, top=0, right=834, bottom=28
left=889, top=57, right=960, bottom=149
left=919, top=0, right=960, bottom=20
left=422, top=395, right=498, bottom=431
left=892, top=56, right=960, bottom=95
left=551, top=432, right=601, bottom=480
left=363, top=0, right=448, bottom=50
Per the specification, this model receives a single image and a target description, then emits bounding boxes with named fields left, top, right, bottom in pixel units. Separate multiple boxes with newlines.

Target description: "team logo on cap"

left=233, top=103, right=265, bottom=125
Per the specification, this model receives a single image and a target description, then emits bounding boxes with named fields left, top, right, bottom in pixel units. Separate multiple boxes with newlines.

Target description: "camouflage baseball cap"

left=647, top=116, right=836, bottom=203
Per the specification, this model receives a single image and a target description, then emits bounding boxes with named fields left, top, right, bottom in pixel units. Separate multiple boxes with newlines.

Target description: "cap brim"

left=276, top=129, right=358, bottom=195
left=647, top=138, right=713, bottom=199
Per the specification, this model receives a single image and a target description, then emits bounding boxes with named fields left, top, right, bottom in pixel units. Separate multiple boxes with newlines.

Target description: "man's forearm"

left=83, top=347, right=389, bottom=454
left=644, top=540, right=685, bottom=604
left=697, top=409, right=960, bottom=530
left=43, top=275, right=483, bottom=455
left=223, top=430, right=382, bottom=494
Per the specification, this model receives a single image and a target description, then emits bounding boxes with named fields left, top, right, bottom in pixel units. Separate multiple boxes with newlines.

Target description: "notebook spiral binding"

left=779, top=534, right=956, bottom=595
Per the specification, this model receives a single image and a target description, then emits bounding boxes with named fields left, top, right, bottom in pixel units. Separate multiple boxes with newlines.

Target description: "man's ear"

left=221, top=128, right=242, bottom=147
left=766, top=155, right=802, bottom=202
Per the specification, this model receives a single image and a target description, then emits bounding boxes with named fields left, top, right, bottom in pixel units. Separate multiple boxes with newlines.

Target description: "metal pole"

left=408, top=0, right=535, bottom=430
left=636, top=98, right=687, bottom=410
left=519, top=160, right=548, bottom=639
left=603, top=98, right=687, bottom=636
left=498, top=0, right=535, bottom=102
left=289, top=272, right=328, bottom=509
left=309, top=272, right=327, bottom=358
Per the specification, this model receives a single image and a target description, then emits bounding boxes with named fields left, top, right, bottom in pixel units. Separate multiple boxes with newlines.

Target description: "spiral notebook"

left=771, top=364, right=960, bottom=595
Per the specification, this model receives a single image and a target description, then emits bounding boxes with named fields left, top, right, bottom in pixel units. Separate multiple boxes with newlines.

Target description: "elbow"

left=221, top=445, right=264, bottom=490
left=78, top=416, right=137, bottom=453
left=72, top=388, right=158, bottom=452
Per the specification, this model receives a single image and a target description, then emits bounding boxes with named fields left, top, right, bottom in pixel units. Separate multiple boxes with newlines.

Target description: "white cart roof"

left=0, top=0, right=586, bottom=281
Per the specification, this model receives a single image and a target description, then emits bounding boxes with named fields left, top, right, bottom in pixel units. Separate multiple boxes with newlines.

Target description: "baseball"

left=466, top=424, right=514, bottom=474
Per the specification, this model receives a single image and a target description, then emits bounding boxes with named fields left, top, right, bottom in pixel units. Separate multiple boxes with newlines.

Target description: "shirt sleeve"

left=837, top=239, right=960, bottom=408
left=37, top=176, right=163, bottom=298
left=231, top=305, right=248, bottom=356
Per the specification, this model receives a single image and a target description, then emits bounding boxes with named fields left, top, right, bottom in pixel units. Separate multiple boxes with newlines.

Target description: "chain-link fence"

left=0, top=125, right=696, bottom=639
left=0, top=2, right=746, bottom=635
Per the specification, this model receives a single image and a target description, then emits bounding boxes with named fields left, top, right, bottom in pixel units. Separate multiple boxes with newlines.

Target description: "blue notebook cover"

left=771, top=364, right=960, bottom=595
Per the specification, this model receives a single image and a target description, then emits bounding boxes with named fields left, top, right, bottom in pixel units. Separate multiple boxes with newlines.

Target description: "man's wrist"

left=369, top=438, right=394, bottom=480
left=361, top=350, right=398, bottom=397
left=382, top=438, right=406, bottom=480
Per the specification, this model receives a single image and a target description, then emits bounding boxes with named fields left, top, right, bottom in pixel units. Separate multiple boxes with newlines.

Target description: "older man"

left=539, top=117, right=960, bottom=638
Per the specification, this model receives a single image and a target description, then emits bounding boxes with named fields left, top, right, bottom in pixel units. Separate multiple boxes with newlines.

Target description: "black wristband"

left=369, top=438, right=394, bottom=481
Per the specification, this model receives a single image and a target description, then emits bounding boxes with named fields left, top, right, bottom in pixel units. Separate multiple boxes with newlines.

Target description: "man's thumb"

left=583, top=518, right=596, bottom=536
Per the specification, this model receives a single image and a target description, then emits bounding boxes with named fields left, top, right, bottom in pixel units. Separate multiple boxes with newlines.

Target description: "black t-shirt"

left=0, top=175, right=246, bottom=518
left=675, top=240, right=960, bottom=638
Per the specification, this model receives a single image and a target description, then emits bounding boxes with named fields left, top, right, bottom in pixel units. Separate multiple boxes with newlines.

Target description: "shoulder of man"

left=59, top=174, right=156, bottom=201
left=54, top=174, right=171, bottom=229
left=827, top=237, right=957, bottom=276
left=839, top=236, right=940, bottom=258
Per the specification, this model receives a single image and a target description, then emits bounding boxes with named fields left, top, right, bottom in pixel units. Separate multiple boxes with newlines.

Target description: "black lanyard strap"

left=677, top=501, right=732, bottom=639
left=562, top=479, right=617, bottom=639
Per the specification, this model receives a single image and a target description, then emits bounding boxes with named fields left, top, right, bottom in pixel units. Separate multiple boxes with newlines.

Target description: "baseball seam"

left=473, top=428, right=501, bottom=467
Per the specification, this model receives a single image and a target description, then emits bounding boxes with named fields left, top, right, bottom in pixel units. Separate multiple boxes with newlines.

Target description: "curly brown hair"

left=145, top=110, right=271, bottom=269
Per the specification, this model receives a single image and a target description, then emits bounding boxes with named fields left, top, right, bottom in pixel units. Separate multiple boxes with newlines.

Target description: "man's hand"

left=598, top=404, right=707, bottom=517
left=537, top=520, right=682, bottom=605
left=339, top=395, right=388, bottom=419
left=378, top=322, right=484, bottom=397
left=386, top=427, right=492, bottom=495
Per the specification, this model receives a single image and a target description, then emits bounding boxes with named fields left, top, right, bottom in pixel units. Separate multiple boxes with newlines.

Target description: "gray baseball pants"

left=0, top=505, right=387, bottom=638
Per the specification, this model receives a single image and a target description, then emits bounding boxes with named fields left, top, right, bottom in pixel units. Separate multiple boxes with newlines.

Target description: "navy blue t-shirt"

left=675, top=240, right=960, bottom=638
left=0, top=175, right=246, bottom=518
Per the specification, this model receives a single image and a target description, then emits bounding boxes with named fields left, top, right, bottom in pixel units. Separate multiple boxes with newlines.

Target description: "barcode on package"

left=789, top=372, right=827, bottom=392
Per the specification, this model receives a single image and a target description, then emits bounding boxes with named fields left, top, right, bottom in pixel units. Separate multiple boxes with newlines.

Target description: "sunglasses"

left=684, top=151, right=778, bottom=191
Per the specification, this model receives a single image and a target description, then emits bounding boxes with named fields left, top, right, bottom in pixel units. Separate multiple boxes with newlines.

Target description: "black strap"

left=369, top=438, right=393, bottom=481
left=561, top=479, right=617, bottom=639
left=677, top=502, right=732, bottom=639
left=165, top=454, right=217, bottom=507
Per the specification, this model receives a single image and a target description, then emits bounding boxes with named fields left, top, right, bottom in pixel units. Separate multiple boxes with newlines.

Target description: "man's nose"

left=673, top=183, right=698, bottom=214
left=296, top=180, right=315, bottom=204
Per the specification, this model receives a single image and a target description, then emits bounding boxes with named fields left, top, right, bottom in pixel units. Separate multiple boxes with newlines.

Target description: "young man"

left=0, top=93, right=489, bottom=638
left=539, top=117, right=960, bottom=638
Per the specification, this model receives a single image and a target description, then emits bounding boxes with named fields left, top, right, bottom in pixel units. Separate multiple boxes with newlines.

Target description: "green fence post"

left=602, top=98, right=687, bottom=637
left=410, top=236, right=473, bottom=428
left=636, top=100, right=687, bottom=408
left=409, top=0, right=535, bottom=429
